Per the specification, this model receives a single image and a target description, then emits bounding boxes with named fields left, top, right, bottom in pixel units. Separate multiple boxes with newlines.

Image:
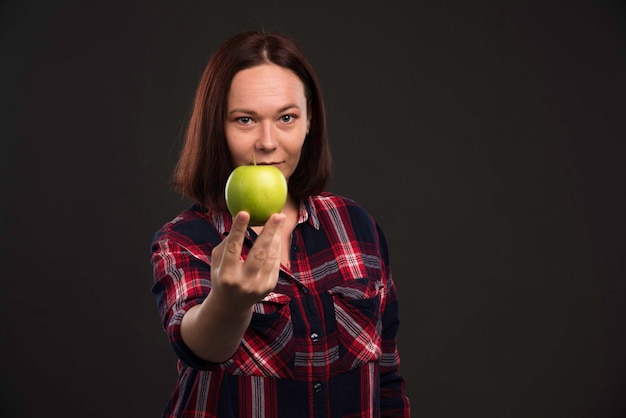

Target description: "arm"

left=374, top=221, right=411, bottom=416
left=379, top=280, right=411, bottom=417
left=180, top=211, right=285, bottom=363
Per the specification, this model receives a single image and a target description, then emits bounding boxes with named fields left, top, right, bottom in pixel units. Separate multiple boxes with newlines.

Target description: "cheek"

left=226, top=144, right=245, bottom=167
left=225, top=133, right=250, bottom=164
left=288, top=145, right=304, bottom=168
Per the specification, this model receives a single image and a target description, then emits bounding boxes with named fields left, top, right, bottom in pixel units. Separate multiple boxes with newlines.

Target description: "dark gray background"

left=2, top=1, right=625, bottom=417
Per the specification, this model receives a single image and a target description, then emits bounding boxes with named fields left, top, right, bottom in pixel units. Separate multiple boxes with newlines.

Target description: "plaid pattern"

left=151, top=193, right=410, bottom=417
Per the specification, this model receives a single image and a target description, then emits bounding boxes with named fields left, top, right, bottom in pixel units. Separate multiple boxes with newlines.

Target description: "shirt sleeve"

left=376, top=221, right=411, bottom=417
left=150, top=231, right=215, bottom=370
left=379, top=275, right=411, bottom=417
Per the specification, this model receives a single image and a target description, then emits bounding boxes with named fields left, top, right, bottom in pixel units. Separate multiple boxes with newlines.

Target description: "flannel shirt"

left=150, top=192, right=410, bottom=417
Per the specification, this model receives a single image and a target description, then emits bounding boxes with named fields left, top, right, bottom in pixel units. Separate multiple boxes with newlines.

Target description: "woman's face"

left=225, top=63, right=311, bottom=182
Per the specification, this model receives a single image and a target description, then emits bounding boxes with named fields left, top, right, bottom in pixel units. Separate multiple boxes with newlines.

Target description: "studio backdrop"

left=1, top=1, right=625, bottom=417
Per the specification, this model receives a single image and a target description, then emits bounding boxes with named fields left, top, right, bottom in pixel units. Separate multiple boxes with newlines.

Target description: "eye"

left=280, top=114, right=296, bottom=123
left=237, top=116, right=252, bottom=124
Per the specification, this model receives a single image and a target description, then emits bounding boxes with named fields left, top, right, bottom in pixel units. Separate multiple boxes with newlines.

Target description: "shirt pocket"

left=224, top=292, right=295, bottom=379
left=328, top=278, right=383, bottom=372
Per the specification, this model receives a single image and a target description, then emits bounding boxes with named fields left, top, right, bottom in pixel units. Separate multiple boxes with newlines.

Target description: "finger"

left=222, top=211, right=250, bottom=260
left=243, top=213, right=285, bottom=276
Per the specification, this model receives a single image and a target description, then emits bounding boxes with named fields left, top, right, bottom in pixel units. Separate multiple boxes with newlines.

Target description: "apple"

left=225, top=163, right=288, bottom=226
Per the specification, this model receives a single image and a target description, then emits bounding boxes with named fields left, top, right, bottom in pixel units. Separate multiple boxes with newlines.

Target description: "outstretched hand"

left=210, top=211, right=286, bottom=311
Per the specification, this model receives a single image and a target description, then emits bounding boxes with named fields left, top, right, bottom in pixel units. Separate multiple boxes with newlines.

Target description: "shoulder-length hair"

left=171, top=30, right=332, bottom=211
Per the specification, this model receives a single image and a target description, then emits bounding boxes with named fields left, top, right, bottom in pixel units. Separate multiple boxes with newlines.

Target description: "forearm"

left=380, top=362, right=410, bottom=417
left=180, top=290, right=254, bottom=363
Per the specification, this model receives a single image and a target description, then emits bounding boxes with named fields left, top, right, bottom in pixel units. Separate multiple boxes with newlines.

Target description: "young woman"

left=150, top=30, right=410, bottom=417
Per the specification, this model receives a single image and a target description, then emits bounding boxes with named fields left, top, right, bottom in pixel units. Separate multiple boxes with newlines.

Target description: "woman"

left=150, top=30, right=410, bottom=417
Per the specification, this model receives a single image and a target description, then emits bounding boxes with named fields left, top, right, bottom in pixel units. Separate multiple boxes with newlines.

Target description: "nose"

left=256, top=121, right=278, bottom=151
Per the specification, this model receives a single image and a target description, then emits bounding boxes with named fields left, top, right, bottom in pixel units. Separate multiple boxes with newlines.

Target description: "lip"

left=253, top=162, right=280, bottom=166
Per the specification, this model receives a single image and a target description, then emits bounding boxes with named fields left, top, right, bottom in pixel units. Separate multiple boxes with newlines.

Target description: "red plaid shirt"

left=151, top=193, right=410, bottom=417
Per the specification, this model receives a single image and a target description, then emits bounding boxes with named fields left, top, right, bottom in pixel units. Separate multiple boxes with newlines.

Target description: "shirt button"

left=313, top=382, right=323, bottom=393
left=310, top=332, right=319, bottom=342
left=292, top=245, right=301, bottom=252
left=301, top=287, right=309, bottom=295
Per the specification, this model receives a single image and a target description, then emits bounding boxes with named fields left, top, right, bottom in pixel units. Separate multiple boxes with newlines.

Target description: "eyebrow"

left=227, top=104, right=301, bottom=116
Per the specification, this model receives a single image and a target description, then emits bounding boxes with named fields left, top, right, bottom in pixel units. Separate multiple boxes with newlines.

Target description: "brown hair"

left=171, top=30, right=332, bottom=211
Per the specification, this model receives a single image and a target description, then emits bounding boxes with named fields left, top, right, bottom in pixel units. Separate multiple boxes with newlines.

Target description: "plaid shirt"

left=151, top=193, right=410, bottom=417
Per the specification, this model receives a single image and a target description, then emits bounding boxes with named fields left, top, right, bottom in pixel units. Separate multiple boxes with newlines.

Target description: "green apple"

left=225, top=164, right=288, bottom=226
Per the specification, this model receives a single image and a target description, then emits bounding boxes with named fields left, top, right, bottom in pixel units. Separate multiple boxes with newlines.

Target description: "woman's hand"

left=210, top=211, right=286, bottom=310
left=180, top=210, right=286, bottom=363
